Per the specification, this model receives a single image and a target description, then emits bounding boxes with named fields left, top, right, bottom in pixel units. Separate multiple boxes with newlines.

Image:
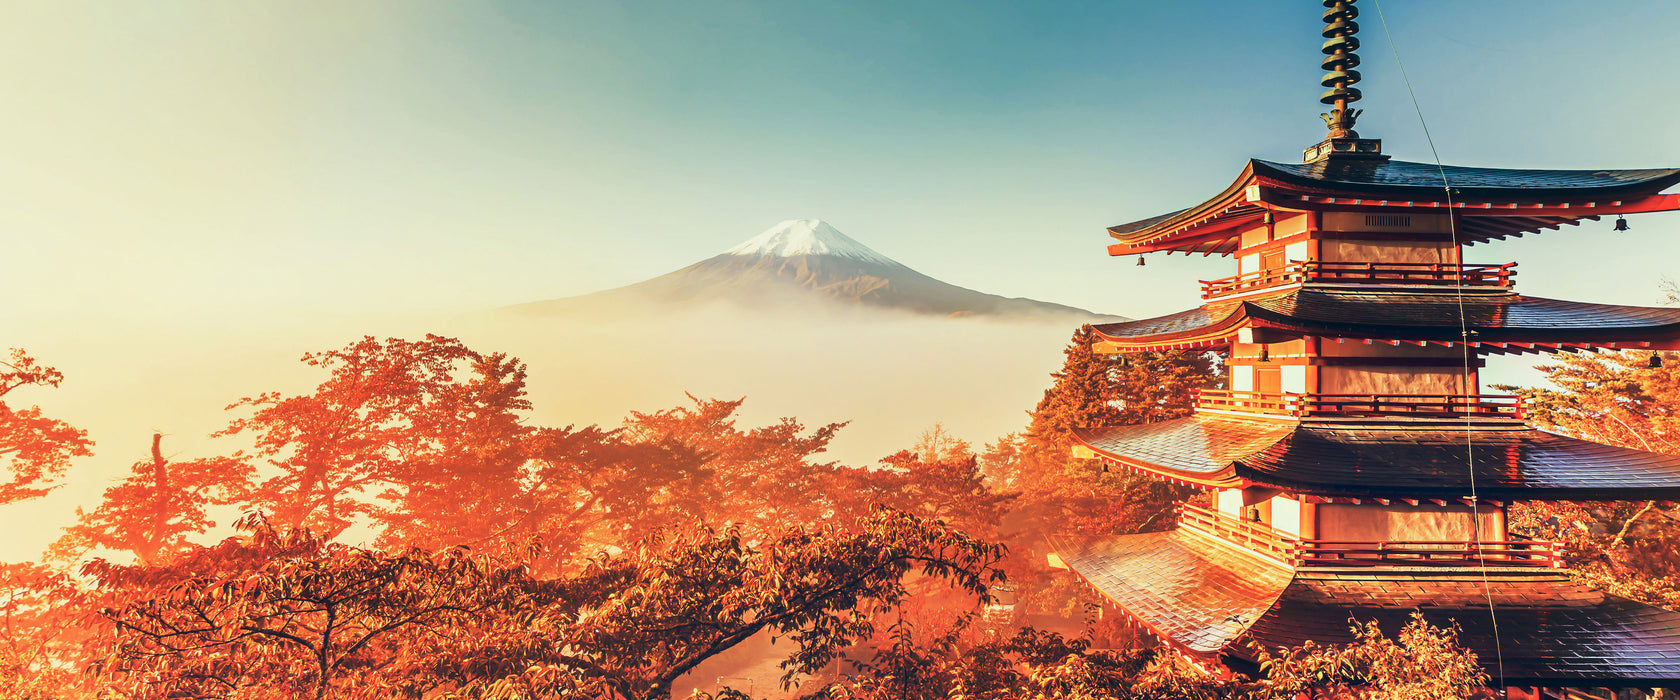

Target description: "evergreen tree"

left=995, top=325, right=1219, bottom=619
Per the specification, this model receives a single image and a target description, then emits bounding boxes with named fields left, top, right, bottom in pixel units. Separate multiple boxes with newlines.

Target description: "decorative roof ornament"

left=1301, top=0, right=1384, bottom=162
left=1318, top=0, right=1363, bottom=139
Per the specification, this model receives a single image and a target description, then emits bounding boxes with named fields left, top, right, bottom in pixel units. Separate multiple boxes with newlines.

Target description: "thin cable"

left=1371, top=0, right=1506, bottom=686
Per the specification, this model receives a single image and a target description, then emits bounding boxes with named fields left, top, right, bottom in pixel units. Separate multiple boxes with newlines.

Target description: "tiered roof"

left=1060, top=530, right=1680, bottom=686
left=1107, top=158, right=1680, bottom=255
left=1074, top=418, right=1680, bottom=500
left=1092, top=289, right=1680, bottom=353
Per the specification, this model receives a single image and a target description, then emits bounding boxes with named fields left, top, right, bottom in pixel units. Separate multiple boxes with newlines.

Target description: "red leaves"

left=0, top=348, right=93, bottom=505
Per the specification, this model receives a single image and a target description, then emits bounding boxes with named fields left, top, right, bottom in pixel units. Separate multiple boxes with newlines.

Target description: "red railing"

left=1177, top=503, right=1562, bottom=568
left=1178, top=503, right=1298, bottom=561
left=1295, top=539, right=1562, bottom=568
left=1192, top=389, right=1299, bottom=416
left=1301, top=393, right=1526, bottom=419
left=1201, top=261, right=1516, bottom=299
left=1193, top=390, right=1525, bottom=420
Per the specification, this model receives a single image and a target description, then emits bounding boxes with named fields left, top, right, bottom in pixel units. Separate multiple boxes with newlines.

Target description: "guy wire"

left=1370, top=0, right=1507, bottom=686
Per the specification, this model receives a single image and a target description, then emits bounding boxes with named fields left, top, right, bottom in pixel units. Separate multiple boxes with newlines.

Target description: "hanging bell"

left=1136, top=255, right=1146, bottom=266
left=1258, top=347, right=1271, bottom=362
left=1614, top=216, right=1630, bottom=232
left=1651, top=354, right=1664, bottom=369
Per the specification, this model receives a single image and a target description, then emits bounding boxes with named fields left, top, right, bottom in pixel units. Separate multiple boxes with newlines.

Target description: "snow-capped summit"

left=723, top=219, right=903, bottom=268
left=507, top=218, right=1119, bottom=321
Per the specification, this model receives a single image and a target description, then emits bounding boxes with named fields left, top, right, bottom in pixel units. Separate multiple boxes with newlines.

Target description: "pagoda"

left=1053, top=2, right=1680, bottom=696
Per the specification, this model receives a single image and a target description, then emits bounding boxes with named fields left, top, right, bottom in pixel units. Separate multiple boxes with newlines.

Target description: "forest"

left=3, top=328, right=1678, bottom=699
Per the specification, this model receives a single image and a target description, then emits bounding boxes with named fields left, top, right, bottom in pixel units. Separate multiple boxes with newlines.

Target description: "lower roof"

left=1243, top=572, right=1680, bottom=687
left=1074, top=415, right=1680, bottom=499
left=1091, top=289, right=1680, bottom=350
left=1061, top=530, right=1680, bottom=686
left=1055, top=529, right=1292, bottom=654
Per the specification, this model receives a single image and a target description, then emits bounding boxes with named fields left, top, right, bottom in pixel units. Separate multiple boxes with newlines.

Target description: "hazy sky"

left=7, top=0, right=1680, bottom=561
left=9, top=0, right=1680, bottom=334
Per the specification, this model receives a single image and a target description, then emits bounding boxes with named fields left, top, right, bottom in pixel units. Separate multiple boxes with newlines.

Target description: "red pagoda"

left=1053, top=2, right=1680, bottom=696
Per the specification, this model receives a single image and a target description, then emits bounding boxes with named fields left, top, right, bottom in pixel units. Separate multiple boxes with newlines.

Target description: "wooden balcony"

left=1194, top=390, right=1526, bottom=420
left=1200, top=261, right=1516, bottom=300
left=1177, top=503, right=1562, bottom=569
left=1178, top=502, right=1299, bottom=563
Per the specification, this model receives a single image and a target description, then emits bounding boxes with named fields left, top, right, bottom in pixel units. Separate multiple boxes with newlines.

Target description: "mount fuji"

left=507, top=219, right=1116, bottom=320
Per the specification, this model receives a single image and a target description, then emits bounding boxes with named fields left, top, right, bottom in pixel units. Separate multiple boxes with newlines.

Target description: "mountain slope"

left=506, top=219, right=1119, bottom=321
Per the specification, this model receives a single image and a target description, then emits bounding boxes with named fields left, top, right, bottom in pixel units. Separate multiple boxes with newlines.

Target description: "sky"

left=6, top=1, right=1680, bottom=557
left=8, top=0, right=1680, bottom=333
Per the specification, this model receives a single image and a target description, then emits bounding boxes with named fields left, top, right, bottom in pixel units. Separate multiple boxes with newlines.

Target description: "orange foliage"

left=0, top=349, right=93, bottom=505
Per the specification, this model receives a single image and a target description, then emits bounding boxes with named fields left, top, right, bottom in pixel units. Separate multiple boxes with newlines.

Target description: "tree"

left=53, top=433, right=251, bottom=566
left=808, top=611, right=1487, bottom=700
left=1500, top=350, right=1680, bottom=608
left=445, top=508, right=1006, bottom=700
left=0, top=562, right=95, bottom=699
left=91, top=514, right=513, bottom=700
left=0, top=349, right=93, bottom=505
left=992, top=327, right=1218, bottom=621
left=475, top=423, right=710, bottom=567
left=1258, top=613, right=1489, bottom=700
left=621, top=395, right=850, bottom=530
left=218, top=335, right=544, bottom=545
left=851, top=449, right=1013, bottom=541
left=95, top=509, right=1008, bottom=700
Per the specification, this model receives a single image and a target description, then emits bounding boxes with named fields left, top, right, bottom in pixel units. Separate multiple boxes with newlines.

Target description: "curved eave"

left=1106, top=162, right=1263, bottom=256
left=1089, top=291, right=1680, bottom=351
left=1071, top=416, right=1297, bottom=489
left=1075, top=419, right=1680, bottom=500
left=1056, top=530, right=1293, bottom=658
left=1106, top=158, right=1680, bottom=254
left=1251, top=159, right=1680, bottom=203
left=1089, top=302, right=1252, bottom=352
left=1241, top=574, right=1680, bottom=687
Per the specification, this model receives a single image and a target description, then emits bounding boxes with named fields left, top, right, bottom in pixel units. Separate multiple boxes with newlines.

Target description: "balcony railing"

left=1177, top=503, right=1562, bottom=569
left=1178, top=502, right=1298, bottom=562
left=1200, top=261, right=1516, bottom=299
left=1295, top=539, right=1562, bottom=568
left=1194, top=390, right=1526, bottom=420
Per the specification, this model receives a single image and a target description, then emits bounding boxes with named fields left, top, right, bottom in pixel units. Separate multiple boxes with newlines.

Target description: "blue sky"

left=7, top=0, right=1680, bottom=330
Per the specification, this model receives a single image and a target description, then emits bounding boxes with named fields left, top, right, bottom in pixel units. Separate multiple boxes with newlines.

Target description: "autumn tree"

left=806, top=611, right=1487, bottom=700
left=90, top=514, right=514, bottom=700
left=990, top=327, right=1218, bottom=621
left=96, top=509, right=1008, bottom=700
left=452, top=508, right=1005, bottom=700
left=0, top=349, right=93, bottom=505
left=53, top=433, right=251, bottom=566
left=473, top=423, right=710, bottom=567
left=0, top=562, right=96, bottom=699
left=1501, top=350, right=1680, bottom=607
left=851, top=449, right=1013, bottom=541
left=621, top=395, right=851, bottom=529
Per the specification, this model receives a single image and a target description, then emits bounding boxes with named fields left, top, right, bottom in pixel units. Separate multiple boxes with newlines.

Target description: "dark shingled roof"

left=1091, top=289, right=1680, bottom=344
left=1242, top=425, right=1680, bottom=499
left=1074, top=414, right=1294, bottom=480
left=1242, top=572, right=1680, bottom=687
left=1074, top=417, right=1680, bottom=499
left=1252, top=158, right=1680, bottom=201
left=1056, top=530, right=1293, bottom=655
left=1061, top=532, right=1680, bottom=686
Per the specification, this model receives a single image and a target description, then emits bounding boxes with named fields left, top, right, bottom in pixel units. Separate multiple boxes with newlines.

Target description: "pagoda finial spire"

left=1318, top=0, right=1363, bottom=139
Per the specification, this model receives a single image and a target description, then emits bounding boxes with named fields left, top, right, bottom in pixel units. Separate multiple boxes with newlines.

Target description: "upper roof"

left=1089, top=289, right=1680, bottom=352
left=1254, top=158, right=1680, bottom=200
left=1074, top=414, right=1680, bottom=499
left=1060, top=530, right=1680, bottom=686
left=1107, top=158, right=1680, bottom=255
